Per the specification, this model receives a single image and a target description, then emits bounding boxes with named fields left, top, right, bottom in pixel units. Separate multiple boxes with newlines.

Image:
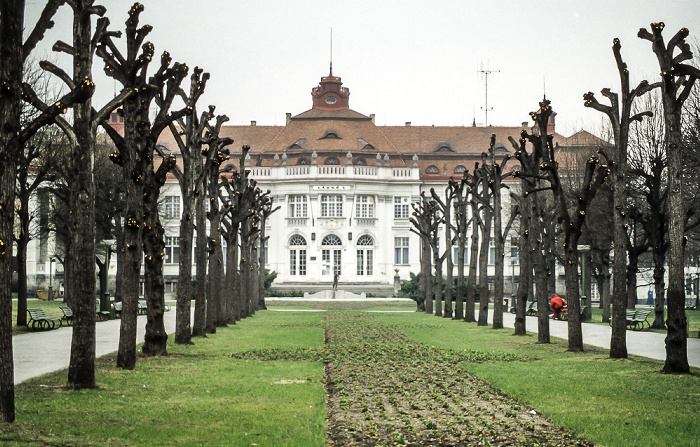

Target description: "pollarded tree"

left=638, top=23, right=700, bottom=373
left=1, top=0, right=96, bottom=420
left=98, top=2, right=190, bottom=366
left=431, top=183, right=456, bottom=318
left=162, top=70, right=212, bottom=344
left=410, top=193, right=436, bottom=314
left=451, top=175, right=471, bottom=320
left=584, top=36, right=657, bottom=358
left=203, top=121, right=233, bottom=333
left=535, top=98, right=611, bottom=352
left=483, top=134, right=516, bottom=329
left=30, top=0, right=134, bottom=388
left=474, top=163, right=493, bottom=327
left=256, top=193, right=279, bottom=310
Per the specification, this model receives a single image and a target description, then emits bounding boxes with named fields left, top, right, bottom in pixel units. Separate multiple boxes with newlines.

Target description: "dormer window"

left=426, top=165, right=439, bottom=174
left=495, top=143, right=508, bottom=152
left=363, top=143, right=375, bottom=149
left=288, top=138, right=306, bottom=150
left=435, top=144, right=454, bottom=152
left=320, top=132, right=341, bottom=140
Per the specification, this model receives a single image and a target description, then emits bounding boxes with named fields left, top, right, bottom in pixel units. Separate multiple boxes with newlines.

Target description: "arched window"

left=356, top=235, right=374, bottom=246
left=356, top=235, right=374, bottom=276
left=321, top=234, right=342, bottom=277
left=322, top=234, right=342, bottom=246
left=297, top=158, right=309, bottom=165
left=454, top=165, right=466, bottom=174
left=354, top=157, right=366, bottom=166
left=325, top=156, right=340, bottom=165
left=320, top=132, right=341, bottom=139
left=289, top=235, right=307, bottom=276
left=426, top=165, right=439, bottom=174
left=435, top=144, right=453, bottom=152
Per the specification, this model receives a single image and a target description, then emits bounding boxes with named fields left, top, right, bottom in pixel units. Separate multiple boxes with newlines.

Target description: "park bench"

left=526, top=301, right=538, bottom=316
left=628, top=310, right=651, bottom=331
left=59, top=306, right=73, bottom=326
left=112, top=300, right=148, bottom=317
left=95, top=299, right=112, bottom=321
left=26, top=308, right=63, bottom=331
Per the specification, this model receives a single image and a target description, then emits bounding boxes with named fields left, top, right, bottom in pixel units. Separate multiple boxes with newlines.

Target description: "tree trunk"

left=626, top=254, right=638, bottom=310
left=443, top=204, right=453, bottom=319
left=465, top=204, right=479, bottom=322
left=432, top=244, right=443, bottom=318
left=531, top=196, right=549, bottom=344
left=492, top=190, right=505, bottom=329
left=599, top=255, right=611, bottom=323
left=514, top=197, right=530, bottom=336
left=15, top=199, right=29, bottom=326
left=224, top=230, right=238, bottom=323
left=175, top=188, right=194, bottom=344
left=477, top=211, right=491, bottom=327
left=610, top=128, right=629, bottom=359
left=141, top=177, right=168, bottom=356
left=422, top=239, right=433, bottom=315
left=192, top=192, right=208, bottom=336
left=564, top=247, right=584, bottom=352
left=67, top=1, right=97, bottom=389
left=0, top=0, right=22, bottom=422
left=454, top=220, right=466, bottom=320
left=205, top=216, right=223, bottom=333
left=663, top=106, right=689, bottom=373
left=652, top=250, right=667, bottom=329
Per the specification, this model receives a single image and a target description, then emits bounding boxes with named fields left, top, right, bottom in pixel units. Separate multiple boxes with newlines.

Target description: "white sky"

left=23, top=0, right=700, bottom=137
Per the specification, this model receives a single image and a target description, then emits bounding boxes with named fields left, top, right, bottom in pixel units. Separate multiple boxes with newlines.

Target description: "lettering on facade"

left=312, top=185, right=351, bottom=191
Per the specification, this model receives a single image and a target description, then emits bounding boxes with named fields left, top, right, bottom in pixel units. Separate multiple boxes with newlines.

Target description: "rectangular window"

left=394, top=196, right=410, bottom=219
left=321, top=194, right=343, bottom=217
left=164, top=236, right=180, bottom=264
left=289, top=195, right=308, bottom=218
left=357, top=250, right=364, bottom=275
left=298, top=249, right=306, bottom=275
left=162, top=196, right=181, bottom=219
left=394, top=237, right=409, bottom=265
left=290, top=250, right=297, bottom=275
left=357, top=249, right=374, bottom=276
left=355, top=195, right=375, bottom=218
left=510, top=236, right=519, bottom=265
left=489, top=237, right=496, bottom=265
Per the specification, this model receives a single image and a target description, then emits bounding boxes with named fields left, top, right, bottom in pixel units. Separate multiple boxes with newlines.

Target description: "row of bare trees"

left=1, top=1, right=274, bottom=423
left=409, top=23, right=700, bottom=375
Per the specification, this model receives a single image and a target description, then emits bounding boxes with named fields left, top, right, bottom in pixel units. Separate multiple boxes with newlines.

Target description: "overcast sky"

left=24, top=0, right=700, bottom=137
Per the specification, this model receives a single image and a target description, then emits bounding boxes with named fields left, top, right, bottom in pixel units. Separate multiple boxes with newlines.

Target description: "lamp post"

left=48, top=258, right=55, bottom=301
left=100, top=239, right=117, bottom=316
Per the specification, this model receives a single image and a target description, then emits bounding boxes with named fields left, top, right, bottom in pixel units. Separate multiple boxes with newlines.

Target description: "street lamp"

left=511, top=260, right=516, bottom=311
left=48, top=258, right=55, bottom=301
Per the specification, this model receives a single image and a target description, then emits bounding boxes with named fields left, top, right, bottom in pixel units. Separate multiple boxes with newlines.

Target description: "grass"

left=4, top=300, right=700, bottom=446
left=378, top=311, right=700, bottom=447
left=4, top=310, right=326, bottom=446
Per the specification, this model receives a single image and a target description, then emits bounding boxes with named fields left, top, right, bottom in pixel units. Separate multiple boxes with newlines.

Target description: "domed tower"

left=311, top=64, right=350, bottom=110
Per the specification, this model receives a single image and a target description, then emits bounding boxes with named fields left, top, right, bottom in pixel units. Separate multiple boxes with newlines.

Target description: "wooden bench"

left=26, top=308, right=62, bottom=331
left=59, top=306, right=73, bottom=326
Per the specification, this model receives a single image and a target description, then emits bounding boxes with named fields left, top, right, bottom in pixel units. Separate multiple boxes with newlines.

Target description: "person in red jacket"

left=550, top=294, right=567, bottom=319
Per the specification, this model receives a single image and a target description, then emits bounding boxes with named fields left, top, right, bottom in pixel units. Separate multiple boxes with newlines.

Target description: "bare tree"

left=1, top=0, right=94, bottom=420
left=98, top=3, right=189, bottom=366
left=638, top=23, right=700, bottom=373
left=163, top=70, right=212, bottom=344
left=410, top=193, right=436, bottom=314
left=583, top=36, right=656, bottom=358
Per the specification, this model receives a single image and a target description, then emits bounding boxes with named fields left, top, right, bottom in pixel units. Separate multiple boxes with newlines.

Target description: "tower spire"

left=329, top=27, right=333, bottom=76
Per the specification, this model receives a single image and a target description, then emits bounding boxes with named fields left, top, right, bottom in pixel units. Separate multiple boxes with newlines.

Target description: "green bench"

left=59, top=306, right=73, bottom=326
left=112, top=300, right=148, bottom=318
left=628, top=310, right=651, bottom=331
left=26, top=308, right=63, bottom=331
left=559, top=306, right=587, bottom=321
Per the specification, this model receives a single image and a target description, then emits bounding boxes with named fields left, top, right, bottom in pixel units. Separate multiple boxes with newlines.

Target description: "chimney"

left=286, top=112, right=291, bottom=125
left=251, top=120, right=257, bottom=126
left=405, top=121, right=411, bottom=127
left=370, top=113, right=375, bottom=123
left=522, top=122, right=528, bottom=127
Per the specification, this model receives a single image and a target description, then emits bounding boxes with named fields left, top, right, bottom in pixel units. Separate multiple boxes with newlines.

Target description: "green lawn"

left=3, top=301, right=699, bottom=446
left=585, top=306, right=700, bottom=338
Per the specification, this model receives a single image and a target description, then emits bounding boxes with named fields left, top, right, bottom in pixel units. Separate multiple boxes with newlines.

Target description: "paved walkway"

left=12, top=299, right=698, bottom=384
left=491, top=310, right=700, bottom=368
left=13, top=308, right=178, bottom=384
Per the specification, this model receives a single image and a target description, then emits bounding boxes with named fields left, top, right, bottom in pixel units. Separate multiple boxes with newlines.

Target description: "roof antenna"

left=329, top=28, right=333, bottom=76
left=543, top=75, right=546, bottom=98
left=478, top=62, right=500, bottom=127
